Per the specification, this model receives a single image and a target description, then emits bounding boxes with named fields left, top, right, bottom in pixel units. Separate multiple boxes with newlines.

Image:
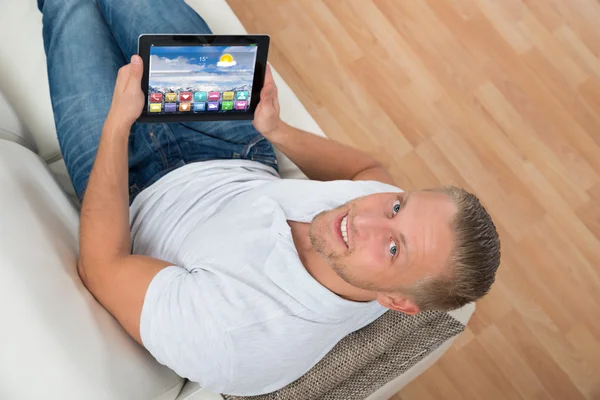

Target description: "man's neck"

left=288, top=220, right=377, bottom=303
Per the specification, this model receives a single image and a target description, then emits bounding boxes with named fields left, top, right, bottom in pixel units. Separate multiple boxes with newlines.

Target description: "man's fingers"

left=116, top=65, right=129, bottom=83
left=115, top=64, right=131, bottom=93
left=265, top=64, right=273, bottom=83
left=114, top=65, right=130, bottom=94
left=264, top=64, right=278, bottom=93
left=264, top=66, right=279, bottom=109
left=261, top=84, right=273, bottom=98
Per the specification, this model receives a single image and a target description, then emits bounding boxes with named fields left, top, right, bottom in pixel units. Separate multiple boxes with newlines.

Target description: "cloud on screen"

left=220, top=46, right=258, bottom=54
left=149, top=71, right=253, bottom=89
left=150, top=55, right=205, bottom=72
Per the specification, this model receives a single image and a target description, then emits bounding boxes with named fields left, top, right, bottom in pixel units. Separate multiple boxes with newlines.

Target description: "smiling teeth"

left=340, top=216, right=348, bottom=245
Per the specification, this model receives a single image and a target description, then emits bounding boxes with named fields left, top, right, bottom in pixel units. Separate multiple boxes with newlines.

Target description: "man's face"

left=309, top=191, right=457, bottom=293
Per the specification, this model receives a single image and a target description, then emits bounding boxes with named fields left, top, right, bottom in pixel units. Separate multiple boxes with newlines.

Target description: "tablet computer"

left=137, top=34, right=270, bottom=123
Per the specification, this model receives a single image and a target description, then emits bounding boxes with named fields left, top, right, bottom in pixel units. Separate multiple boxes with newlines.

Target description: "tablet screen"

left=147, top=45, right=258, bottom=114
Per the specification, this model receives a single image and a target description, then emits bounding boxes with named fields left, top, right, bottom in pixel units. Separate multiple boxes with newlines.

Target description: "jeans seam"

left=94, top=0, right=128, bottom=61
left=162, top=123, right=185, bottom=166
left=148, top=127, right=169, bottom=168
left=240, top=135, right=267, bottom=158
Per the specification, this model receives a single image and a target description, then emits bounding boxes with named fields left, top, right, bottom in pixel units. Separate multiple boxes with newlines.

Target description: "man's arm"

left=253, top=66, right=395, bottom=185
left=77, top=56, right=170, bottom=344
left=267, top=122, right=395, bottom=183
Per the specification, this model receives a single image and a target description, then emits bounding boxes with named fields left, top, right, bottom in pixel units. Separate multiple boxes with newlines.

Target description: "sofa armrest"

left=365, top=303, right=475, bottom=400
left=0, top=140, right=184, bottom=400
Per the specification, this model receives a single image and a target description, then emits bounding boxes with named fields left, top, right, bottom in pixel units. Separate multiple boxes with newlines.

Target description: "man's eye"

left=389, top=240, right=397, bottom=257
left=392, top=199, right=401, bottom=215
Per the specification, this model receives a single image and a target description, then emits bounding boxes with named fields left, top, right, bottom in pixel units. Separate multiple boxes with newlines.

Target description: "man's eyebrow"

left=402, top=192, right=412, bottom=209
left=396, top=192, right=411, bottom=263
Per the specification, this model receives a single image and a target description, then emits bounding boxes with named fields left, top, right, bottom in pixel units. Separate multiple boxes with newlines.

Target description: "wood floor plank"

left=497, top=311, right=587, bottom=400
left=227, top=1, right=600, bottom=398
left=440, top=339, right=525, bottom=400
left=477, top=325, right=551, bottom=399
left=392, top=364, right=464, bottom=400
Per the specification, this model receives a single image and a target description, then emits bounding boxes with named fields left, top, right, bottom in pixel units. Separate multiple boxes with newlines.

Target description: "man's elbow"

left=77, top=255, right=110, bottom=289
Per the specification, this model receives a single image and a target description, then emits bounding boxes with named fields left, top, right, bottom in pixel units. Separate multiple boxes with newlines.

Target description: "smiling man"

left=38, top=0, right=500, bottom=396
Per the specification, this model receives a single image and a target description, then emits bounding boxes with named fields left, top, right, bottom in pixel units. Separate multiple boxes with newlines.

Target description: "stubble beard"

left=309, top=207, right=364, bottom=288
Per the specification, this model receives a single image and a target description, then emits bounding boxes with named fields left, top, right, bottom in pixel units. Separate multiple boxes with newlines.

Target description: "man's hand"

left=253, top=65, right=281, bottom=138
left=106, top=55, right=145, bottom=129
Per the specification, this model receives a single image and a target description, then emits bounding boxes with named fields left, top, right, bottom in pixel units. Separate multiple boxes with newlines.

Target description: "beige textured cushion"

left=223, top=311, right=464, bottom=400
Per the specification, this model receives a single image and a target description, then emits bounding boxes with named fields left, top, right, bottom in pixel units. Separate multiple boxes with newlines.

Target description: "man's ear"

left=377, top=294, right=420, bottom=315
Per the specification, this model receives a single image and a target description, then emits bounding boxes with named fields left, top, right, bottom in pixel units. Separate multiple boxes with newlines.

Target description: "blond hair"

left=406, top=186, right=501, bottom=311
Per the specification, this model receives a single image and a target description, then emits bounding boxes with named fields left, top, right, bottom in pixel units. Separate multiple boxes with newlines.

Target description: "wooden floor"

left=227, top=0, right=600, bottom=399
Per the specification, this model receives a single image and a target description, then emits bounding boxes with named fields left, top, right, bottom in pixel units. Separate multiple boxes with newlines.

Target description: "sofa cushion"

left=0, top=140, right=185, bottom=400
left=0, top=1, right=58, bottom=161
left=0, top=91, right=38, bottom=152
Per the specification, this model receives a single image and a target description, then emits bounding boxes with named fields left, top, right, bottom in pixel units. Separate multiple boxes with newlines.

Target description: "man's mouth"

left=340, top=215, right=349, bottom=247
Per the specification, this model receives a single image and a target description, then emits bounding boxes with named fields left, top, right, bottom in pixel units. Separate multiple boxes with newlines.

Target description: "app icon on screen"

left=149, top=103, right=162, bottom=112
left=150, top=93, right=163, bottom=103
left=194, top=102, right=206, bottom=112
left=179, top=102, right=191, bottom=112
left=194, top=92, right=207, bottom=102
left=222, top=92, right=234, bottom=101
left=208, top=92, right=221, bottom=101
left=179, top=92, right=192, bottom=102
left=235, top=91, right=248, bottom=100
left=207, top=102, right=219, bottom=111
left=165, top=93, right=177, bottom=102
left=165, top=103, right=177, bottom=112
left=234, top=100, right=248, bottom=110
left=221, top=101, right=234, bottom=111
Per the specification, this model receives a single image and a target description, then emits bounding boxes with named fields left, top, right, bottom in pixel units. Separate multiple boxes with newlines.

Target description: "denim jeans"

left=38, top=0, right=278, bottom=204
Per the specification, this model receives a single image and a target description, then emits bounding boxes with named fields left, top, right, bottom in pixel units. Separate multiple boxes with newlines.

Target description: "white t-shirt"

left=130, top=160, right=401, bottom=396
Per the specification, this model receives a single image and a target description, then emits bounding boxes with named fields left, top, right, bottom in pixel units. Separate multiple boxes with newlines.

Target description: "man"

left=39, top=0, right=500, bottom=396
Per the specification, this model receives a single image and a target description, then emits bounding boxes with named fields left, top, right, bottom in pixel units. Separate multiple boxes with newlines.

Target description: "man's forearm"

left=78, top=119, right=131, bottom=274
left=267, top=122, right=382, bottom=181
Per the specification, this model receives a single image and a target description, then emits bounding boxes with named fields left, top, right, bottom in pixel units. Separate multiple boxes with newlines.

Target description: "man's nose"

left=352, top=214, right=391, bottom=240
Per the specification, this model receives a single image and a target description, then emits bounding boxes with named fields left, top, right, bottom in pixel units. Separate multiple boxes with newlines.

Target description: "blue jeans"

left=38, top=0, right=278, bottom=204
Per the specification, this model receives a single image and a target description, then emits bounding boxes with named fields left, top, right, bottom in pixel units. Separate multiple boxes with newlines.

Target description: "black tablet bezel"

left=137, top=34, right=270, bottom=123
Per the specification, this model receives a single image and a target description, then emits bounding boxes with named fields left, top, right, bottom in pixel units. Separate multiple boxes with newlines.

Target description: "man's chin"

left=331, top=264, right=383, bottom=292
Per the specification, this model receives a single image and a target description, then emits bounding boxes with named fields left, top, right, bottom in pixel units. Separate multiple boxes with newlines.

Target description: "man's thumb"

left=126, top=55, right=144, bottom=89
left=131, top=55, right=143, bottom=72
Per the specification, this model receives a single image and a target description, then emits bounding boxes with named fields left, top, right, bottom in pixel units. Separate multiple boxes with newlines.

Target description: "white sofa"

left=0, top=1, right=474, bottom=399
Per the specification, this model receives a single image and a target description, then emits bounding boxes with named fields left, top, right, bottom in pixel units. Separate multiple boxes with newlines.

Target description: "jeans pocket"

left=248, top=140, right=279, bottom=172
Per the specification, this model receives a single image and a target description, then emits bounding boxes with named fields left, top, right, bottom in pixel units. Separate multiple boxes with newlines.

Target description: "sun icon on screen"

left=217, top=53, right=237, bottom=67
